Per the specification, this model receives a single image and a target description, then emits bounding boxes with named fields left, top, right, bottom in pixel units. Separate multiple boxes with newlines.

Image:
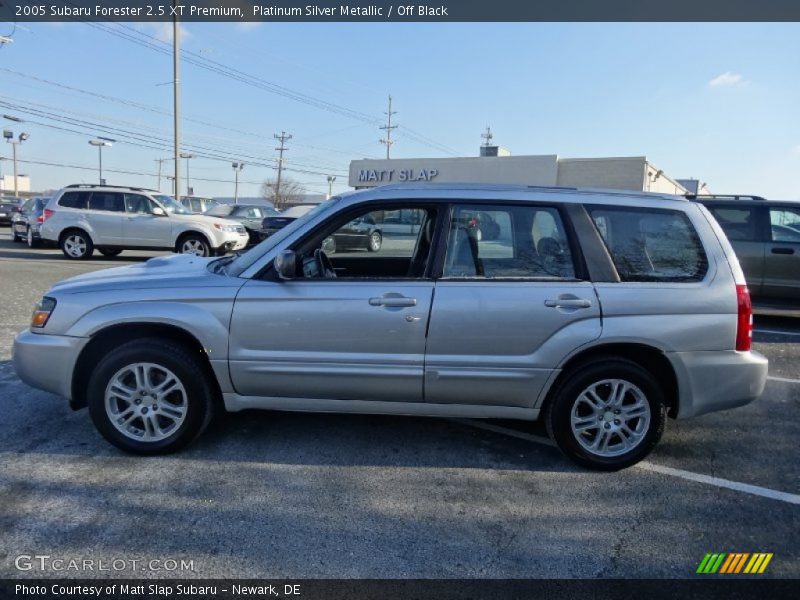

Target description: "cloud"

left=708, top=71, right=744, bottom=87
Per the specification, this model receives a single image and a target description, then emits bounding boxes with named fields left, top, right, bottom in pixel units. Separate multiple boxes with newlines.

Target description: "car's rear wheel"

left=545, top=358, right=666, bottom=471
left=367, top=231, right=382, bottom=252
left=26, top=227, right=41, bottom=248
left=99, top=248, right=122, bottom=257
left=60, top=230, right=94, bottom=260
left=87, top=339, right=216, bottom=455
left=11, top=227, right=22, bottom=243
left=178, top=234, right=211, bottom=257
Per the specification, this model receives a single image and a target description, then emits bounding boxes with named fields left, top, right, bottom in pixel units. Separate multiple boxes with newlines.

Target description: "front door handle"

left=771, top=247, right=795, bottom=255
left=369, top=296, right=417, bottom=307
left=544, top=297, right=592, bottom=309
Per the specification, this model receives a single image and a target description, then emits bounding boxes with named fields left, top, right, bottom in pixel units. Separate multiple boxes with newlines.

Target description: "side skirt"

left=223, top=393, right=540, bottom=421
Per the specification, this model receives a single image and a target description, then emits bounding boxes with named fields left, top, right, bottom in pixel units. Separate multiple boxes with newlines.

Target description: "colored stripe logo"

left=696, top=552, right=773, bottom=574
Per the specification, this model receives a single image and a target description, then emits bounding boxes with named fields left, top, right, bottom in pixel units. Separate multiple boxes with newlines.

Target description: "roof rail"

left=64, top=183, right=160, bottom=193
left=686, top=193, right=767, bottom=201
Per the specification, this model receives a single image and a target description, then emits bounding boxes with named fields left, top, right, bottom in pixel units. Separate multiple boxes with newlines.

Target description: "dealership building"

left=349, top=143, right=694, bottom=196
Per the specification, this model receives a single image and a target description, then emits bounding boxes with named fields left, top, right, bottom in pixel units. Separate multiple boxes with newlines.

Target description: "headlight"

left=31, top=296, right=56, bottom=328
left=213, top=223, right=240, bottom=233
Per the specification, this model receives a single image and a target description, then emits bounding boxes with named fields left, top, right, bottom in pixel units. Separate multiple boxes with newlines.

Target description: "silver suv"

left=13, top=184, right=768, bottom=470
left=40, top=184, right=249, bottom=259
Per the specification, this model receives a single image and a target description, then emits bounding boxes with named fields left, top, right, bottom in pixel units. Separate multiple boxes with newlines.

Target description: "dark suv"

left=692, top=195, right=800, bottom=305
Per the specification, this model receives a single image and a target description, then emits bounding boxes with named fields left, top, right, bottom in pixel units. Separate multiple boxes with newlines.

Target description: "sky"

left=0, top=21, right=799, bottom=199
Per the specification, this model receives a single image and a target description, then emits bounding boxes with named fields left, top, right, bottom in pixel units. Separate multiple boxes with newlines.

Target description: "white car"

left=40, top=184, right=249, bottom=259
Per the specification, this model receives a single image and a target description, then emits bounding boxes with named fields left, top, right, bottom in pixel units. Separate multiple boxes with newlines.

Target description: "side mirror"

left=274, top=250, right=297, bottom=280
left=152, top=206, right=167, bottom=216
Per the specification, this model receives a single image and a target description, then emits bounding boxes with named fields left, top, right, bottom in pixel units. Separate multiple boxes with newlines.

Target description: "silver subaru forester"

left=12, top=184, right=768, bottom=470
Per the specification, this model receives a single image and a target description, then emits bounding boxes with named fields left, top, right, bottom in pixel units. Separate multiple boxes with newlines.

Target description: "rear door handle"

left=545, top=297, right=592, bottom=309
left=369, top=296, right=417, bottom=307
left=771, top=247, right=795, bottom=255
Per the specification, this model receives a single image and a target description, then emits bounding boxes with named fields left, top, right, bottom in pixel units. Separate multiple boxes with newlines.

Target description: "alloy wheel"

left=64, top=234, right=87, bottom=258
left=569, top=379, right=651, bottom=457
left=104, top=362, right=188, bottom=442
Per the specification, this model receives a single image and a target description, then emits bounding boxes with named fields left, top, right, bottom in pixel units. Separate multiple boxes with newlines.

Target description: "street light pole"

left=180, top=152, right=194, bottom=196
left=232, top=162, right=244, bottom=204
left=3, top=128, right=29, bottom=197
left=88, top=139, right=112, bottom=184
left=327, top=175, right=336, bottom=199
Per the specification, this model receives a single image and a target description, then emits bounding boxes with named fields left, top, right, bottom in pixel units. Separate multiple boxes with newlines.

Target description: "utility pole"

left=180, top=152, right=194, bottom=196
left=481, top=126, right=493, bottom=148
left=172, top=5, right=181, bottom=202
left=379, top=95, right=397, bottom=159
left=274, top=131, right=292, bottom=207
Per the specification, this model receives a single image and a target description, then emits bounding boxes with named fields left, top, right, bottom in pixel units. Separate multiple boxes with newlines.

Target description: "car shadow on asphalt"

left=0, top=245, right=151, bottom=262
left=0, top=359, right=571, bottom=472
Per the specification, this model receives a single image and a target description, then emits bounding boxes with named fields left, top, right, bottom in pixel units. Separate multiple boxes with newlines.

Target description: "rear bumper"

left=12, top=329, right=87, bottom=400
left=667, top=350, right=768, bottom=418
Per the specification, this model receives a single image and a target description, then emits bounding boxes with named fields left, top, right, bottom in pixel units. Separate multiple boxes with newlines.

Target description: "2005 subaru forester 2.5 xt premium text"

left=13, top=184, right=768, bottom=470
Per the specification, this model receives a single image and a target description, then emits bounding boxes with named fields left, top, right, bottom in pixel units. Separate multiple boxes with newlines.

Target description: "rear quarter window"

left=58, top=191, right=91, bottom=209
left=589, top=206, right=708, bottom=282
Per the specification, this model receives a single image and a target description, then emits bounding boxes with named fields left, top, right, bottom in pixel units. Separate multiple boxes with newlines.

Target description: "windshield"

left=225, top=198, right=341, bottom=277
left=205, top=205, right=234, bottom=216
left=153, top=194, right=190, bottom=215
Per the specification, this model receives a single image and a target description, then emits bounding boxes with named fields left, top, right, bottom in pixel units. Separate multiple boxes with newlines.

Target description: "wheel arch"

left=174, top=229, right=214, bottom=251
left=541, top=342, right=679, bottom=418
left=70, top=322, right=222, bottom=411
left=59, top=225, right=96, bottom=245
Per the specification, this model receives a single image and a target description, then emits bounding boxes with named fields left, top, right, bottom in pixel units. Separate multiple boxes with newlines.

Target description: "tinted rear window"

left=88, top=192, right=125, bottom=212
left=58, top=191, right=91, bottom=209
left=590, top=207, right=708, bottom=282
left=705, top=205, right=759, bottom=242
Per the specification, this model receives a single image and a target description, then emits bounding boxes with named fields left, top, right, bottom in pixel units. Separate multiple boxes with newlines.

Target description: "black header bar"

left=2, top=0, right=800, bottom=22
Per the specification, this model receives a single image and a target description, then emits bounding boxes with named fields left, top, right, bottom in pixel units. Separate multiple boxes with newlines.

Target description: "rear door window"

left=443, top=204, right=576, bottom=279
left=705, top=205, right=760, bottom=242
left=589, top=207, right=708, bottom=282
left=87, top=192, right=125, bottom=212
left=58, top=191, right=91, bottom=209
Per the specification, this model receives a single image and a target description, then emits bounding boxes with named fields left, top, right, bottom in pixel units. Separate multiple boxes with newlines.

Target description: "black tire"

left=11, top=227, right=22, bottom=243
left=60, top=229, right=94, bottom=260
left=367, top=231, right=382, bottom=252
left=87, top=338, right=216, bottom=455
left=545, top=357, right=666, bottom=471
left=26, top=227, right=41, bottom=248
left=177, top=233, right=211, bottom=257
left=99, top=248, right=123, bottom=257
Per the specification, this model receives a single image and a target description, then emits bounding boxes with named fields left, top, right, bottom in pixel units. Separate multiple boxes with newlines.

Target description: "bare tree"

left=261, top=176, right=306, bottom=210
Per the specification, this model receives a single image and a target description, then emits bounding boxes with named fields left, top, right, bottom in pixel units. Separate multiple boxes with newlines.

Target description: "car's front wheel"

left=178, top=234, right=211, bottom=257
left=545, top=358, right=666, bottom=471
left=87, top=339, right=216, bottom=455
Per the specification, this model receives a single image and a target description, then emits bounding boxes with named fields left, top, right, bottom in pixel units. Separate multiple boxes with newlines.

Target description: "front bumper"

left=12, top=329, right=88, bottom=400
left=216, top=233, right=249, bottom=253
left=667, top=350, right=768, bottom=419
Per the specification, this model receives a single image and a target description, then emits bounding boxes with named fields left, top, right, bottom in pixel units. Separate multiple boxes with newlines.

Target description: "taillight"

left=42, top=208, right=55, bottom=222
left=36, top=215, right=44, bottom=224
left=736, top=284, right=752, bottom=352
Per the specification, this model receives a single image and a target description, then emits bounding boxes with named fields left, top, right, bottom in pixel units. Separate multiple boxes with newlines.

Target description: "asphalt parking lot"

left=0, top=230, right=798, bottom=579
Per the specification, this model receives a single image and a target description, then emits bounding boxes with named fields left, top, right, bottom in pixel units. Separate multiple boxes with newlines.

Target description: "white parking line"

left=635, top=462, right=800, bottom=505
left=453, top=419, right=800, bottom=506
left=754, top=329, right=800, bottom=336
left=767, top=375, right=800, bottom=384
